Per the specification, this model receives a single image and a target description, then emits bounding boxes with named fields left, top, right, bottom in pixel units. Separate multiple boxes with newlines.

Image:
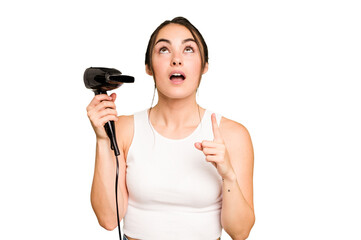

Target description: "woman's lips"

left=169, top=70, right=186, bottom=83
left=170, top=78, right=184, bottom=84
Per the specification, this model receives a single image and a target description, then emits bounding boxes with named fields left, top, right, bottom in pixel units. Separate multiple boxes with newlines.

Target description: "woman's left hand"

left=194, top=113, right=235, bottom=180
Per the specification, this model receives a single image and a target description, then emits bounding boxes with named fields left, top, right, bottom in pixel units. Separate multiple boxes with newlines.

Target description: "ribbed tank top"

left=123, top=108, right=223, bottom=240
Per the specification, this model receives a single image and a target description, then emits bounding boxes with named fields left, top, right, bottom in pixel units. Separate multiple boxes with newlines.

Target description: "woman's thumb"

left=194, top=142, right=203, bottom=151
left=110, top=92, right=117, bottom=102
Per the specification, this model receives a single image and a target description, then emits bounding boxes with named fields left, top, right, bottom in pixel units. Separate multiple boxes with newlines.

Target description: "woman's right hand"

left=86, top=93, right=118, bottom=140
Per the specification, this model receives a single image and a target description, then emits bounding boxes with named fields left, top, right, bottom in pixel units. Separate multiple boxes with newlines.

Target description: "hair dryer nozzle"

left=84, top=67, right=135, bottom=94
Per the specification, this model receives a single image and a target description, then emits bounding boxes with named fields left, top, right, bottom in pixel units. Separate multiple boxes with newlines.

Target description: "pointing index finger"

left=211, top=113, right=222, bottom=142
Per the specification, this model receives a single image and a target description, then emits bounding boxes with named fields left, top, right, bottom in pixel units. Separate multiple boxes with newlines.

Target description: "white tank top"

left=123, top=108, right=223, bottom=240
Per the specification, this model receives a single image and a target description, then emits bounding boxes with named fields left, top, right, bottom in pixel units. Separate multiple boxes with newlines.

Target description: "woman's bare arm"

left=220, top=118, right=255, bottom=239
left=86, top=93, right=130, bottom=230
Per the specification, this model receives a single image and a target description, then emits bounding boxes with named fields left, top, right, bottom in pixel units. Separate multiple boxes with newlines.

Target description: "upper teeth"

left=173, top=73, right=182, bottom=77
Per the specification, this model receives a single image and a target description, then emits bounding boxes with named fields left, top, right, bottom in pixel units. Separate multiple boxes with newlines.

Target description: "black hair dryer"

left=84, top=67, right=135, bottom=156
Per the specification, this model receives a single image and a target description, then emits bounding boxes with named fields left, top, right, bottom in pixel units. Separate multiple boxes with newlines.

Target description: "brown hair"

left=145, top=16, right=209, bottom=73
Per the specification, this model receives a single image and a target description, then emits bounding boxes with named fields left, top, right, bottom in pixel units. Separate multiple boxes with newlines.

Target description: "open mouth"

left=169, top=71, right=186, bottom=82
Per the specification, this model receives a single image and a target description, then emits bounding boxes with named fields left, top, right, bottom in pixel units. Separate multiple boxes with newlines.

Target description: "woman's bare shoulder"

left=117, top=114, right=134, bottom=125
left=219, top=116, right=250, bottom=140
left=115, top=114, right=134, bottom=152
left=219, top=116, right=253, bottom=156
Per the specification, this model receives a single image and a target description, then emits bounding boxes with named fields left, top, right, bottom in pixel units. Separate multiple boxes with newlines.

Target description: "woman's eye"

left=184, top=47, right=194, bottom=53
left=160, top=47, right=169, bottom=53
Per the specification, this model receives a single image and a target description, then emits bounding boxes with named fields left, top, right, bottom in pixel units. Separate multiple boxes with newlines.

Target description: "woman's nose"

left=171, top=56, right=182, bottom=66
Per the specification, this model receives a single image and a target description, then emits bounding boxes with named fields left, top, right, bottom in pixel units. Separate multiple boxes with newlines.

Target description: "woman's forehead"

left=155, top=24, right=194, bottom=43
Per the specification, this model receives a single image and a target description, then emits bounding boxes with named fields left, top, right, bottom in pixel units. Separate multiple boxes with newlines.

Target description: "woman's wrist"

left=222, top=170, right=237, bottom=182
left=222, top=171, right=237, bottom=183
left=96, top=137, right=110, bottom=145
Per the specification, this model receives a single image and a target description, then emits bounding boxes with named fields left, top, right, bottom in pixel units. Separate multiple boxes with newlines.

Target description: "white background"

left=0, top=0, right=360, bottom=239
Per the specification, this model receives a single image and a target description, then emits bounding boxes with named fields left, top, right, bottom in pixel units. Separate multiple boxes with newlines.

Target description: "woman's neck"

left=150, top=95, right=204, bottom=129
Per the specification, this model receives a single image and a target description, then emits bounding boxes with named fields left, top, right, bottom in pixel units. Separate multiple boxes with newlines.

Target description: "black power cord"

left=115, top=155, right=122, bottom=239
left=103, top=117, right=122, bottom=239
left=104, top=120, right=122, bottom=239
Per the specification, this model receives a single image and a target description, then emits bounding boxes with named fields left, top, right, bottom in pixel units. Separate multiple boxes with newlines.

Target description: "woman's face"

left=147, top=23, right=208, bottom=100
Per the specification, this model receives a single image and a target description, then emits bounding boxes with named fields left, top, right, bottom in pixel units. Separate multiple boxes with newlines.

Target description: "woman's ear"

left=145, top=64, right=153, bottom=76
left=202, top=62, right=209, bottom=75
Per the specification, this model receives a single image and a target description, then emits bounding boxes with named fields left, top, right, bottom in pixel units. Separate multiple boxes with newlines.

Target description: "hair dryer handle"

left=95, top=90, right=120, bottom=156
left=104, top=120, right=120, bottom=156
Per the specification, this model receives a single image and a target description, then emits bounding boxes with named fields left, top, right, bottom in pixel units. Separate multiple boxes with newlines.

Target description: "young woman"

left=86, top=17, right=255, bottom=240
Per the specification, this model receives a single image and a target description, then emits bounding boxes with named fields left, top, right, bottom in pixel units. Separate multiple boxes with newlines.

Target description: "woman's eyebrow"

left=182, top=38, right=196, bottom=44
left=155, top=38, right=196, bottom=45
left=155, top=38, right=170, bottom=45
